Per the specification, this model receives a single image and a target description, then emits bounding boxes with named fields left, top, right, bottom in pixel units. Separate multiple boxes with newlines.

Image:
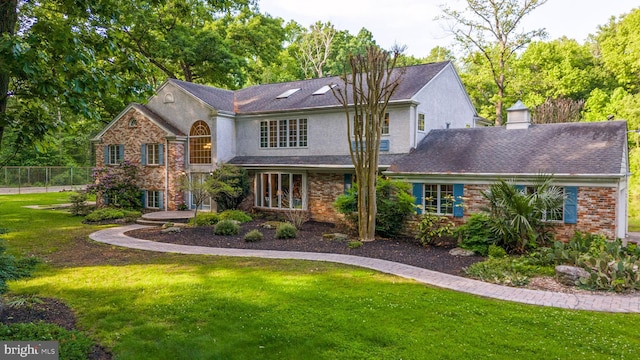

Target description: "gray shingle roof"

left=227, top=154, right=407, bottom=168
left=169, top=61, right=450, bottom=114
left=387, top=121, right=628, bottom=176
left=169, top=79, right=235, bottom=113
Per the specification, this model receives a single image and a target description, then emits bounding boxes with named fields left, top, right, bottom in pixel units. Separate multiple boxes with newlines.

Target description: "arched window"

left=189, top=120, right=211, bottom=164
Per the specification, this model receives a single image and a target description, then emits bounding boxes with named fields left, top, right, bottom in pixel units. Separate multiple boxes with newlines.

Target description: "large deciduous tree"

left=441, top=0, right=548, bottom=125
left=0, top=0, right=149, bottom=166
left=332, top=46, right=404, bottom=241
left=296, top=21, right=337, bottom=78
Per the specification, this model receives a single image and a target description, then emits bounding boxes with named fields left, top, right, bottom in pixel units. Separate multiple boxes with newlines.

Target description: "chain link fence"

left=0, top=167, right=92, bottom=193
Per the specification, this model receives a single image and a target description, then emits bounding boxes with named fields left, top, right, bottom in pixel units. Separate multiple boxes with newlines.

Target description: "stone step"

left=136, top=219, right=166, bottom=226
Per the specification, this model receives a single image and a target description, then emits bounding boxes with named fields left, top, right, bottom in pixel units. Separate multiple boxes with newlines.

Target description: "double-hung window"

left=423, top=184, right=454, bottom=215
left=418, top=113, right=425, bottom=132
left=141, top=144, right=164, bottom=165
left=260, top=119, right=307, bottom=148
left=144, top=190, right=163, bottom=209
left=413, top=183, right=464, bottom=217
left=105, top=144, right=124, bottom=165
left=524, top=186, right=564, bottom=222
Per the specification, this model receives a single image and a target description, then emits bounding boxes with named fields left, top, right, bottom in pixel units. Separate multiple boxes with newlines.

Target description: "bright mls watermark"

left=1, top=341, right=58, bottom=359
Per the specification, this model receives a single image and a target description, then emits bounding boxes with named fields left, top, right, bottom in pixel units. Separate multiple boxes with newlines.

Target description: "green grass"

left=3, top=193, right=640, bottom=359
left=629, top=217, right=640, bottom=232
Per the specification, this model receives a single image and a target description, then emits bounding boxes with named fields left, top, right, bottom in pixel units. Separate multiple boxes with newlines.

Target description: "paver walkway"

left=90, top=225, right=640, bottom=313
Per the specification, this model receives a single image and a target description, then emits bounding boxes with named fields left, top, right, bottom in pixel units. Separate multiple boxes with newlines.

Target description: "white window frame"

left=255, top=172, right=306, bottom=210
left=524, top=186, right=564, bottom=222
left=146, top=190, right=161, bottom=209
left=260, top=119, right=307, bottom=148
left=107, top=145, right=122, bottom=165
left=423, top=184, right=454, bottom=215
left=146, top=144, right=161, bottom=165
left=418, top=113, right=425, bottom=132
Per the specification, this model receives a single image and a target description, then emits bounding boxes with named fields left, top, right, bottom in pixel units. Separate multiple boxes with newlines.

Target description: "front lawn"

left=2, top=193, right=640, bottom=359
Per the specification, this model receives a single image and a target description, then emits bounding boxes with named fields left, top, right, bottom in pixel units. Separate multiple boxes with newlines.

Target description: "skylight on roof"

left=312, top=84, right=336, bottom=95
left=276, top=88, right=301, bottom=99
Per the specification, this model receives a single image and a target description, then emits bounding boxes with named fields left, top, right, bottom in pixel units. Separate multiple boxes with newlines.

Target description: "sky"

left=258, top=0, right=639, bottom=58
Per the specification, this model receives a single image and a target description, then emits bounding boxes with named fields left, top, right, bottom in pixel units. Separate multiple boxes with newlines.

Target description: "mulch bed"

left=0, top=298, right=112, bottom=360
left=127, top=220, right=485, bottom=276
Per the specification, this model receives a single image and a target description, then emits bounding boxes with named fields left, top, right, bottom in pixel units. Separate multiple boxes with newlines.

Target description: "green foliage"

left=488, top=245, right=508, bottom=258
left=0, top=322, right=94, bottom=360
left=482, top=175, right=562, bottom=254
left=334, top=177, right=415, bottom=238
left=275, top=222, right=297, bottom=239
left=68, top=191, right=90, bottom=216
left=87, top=161, right=141, bottom=209
left=84, top=208, right=141, bottom=223
left=210, top=164, right=251, bottom=211
left=177, top=202, right=189, bottom=211
left=189, top=213, right=220, bottom=227
left=218, top=209, right=252, bottom=223
left=456, top=213, right=496, bottom=256
left=214, top=219, right=240, bottom=236
left=465, top=256, right=554, bottom=287
left=0, top=239, right=38, bottom=294
left=244, top=229, right=263, bottom=242
left=348, top=240, right=363, bottom=249
left=415, top=213, right=455, bottom=247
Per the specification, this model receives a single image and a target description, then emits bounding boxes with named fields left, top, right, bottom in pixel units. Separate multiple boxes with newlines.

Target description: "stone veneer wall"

left=307, top=172, right=345, bottom=223
left=95, top=108, right=186, bottom=210
left=455, top=184, right=618, bottom=241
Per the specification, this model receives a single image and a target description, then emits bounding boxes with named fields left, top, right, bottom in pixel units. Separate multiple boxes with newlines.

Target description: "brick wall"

left=95, top=107, right=186, bottom=210
left=308, top=172, right=344, bottom=223
left=455, top=184, right=618, bottom=241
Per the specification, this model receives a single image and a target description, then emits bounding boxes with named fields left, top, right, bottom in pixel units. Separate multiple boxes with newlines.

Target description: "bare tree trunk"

left=0, top=0, right=18, bottom=152
left=332, top=46, right=404, bottom=241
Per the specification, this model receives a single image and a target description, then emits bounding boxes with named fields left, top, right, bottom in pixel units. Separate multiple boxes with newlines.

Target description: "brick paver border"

left=89, top=225, right=640, bottom=313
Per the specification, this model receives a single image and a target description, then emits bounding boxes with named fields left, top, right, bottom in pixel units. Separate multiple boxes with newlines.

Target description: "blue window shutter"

left=159, top=191, right=164, bottom=210
left=118, top=144, right=124, bottom=163
left=412, top=183, right=423, bottom=214
left=104, top=194, right=109, bottom=205
left=343, top=174, right=352, bottom=194
left=515, top=185, right=525, bottom=192
left=104, top=145, right=109, bottom=164
left=564, top=186, right=578, bottom=224
left=453, top=184, right=464, bottom=218
left=158, top=144, right=164, bottom=165
left=140, top=190, right=146, bottom=209
left=141, top=144, right=147, bottom=165
left=379, top=140, right=390, bottom=152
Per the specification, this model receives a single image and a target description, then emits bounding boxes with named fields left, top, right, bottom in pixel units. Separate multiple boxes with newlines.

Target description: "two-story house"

left=92, top=61, right=630, bottom=240
left=93, top=61, right=478, bottom=222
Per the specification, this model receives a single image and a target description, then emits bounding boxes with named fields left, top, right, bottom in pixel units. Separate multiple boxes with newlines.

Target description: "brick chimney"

left=506, top=100, right=531, bottom=130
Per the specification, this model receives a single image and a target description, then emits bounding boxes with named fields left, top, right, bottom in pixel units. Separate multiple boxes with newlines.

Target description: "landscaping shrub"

left=415, top=213, right=455, bottom=247
left=284, top=209, right=310, bottom=229
left=334, top=177, right=415, bottom=238
left=219, top=209, right=252, bottom=223
left=84, top=208, right=141, bottom=222
left=456, top=213, right=497, bottom=256
left=465, top=256, right=554, bottom=286
left=214, top=220, right=240, bottom=235
left=0, top=322, right=94, bottom=360
left=244, top=229, right=264, bottom=242
left=87, top=161, right=142, bottom=209
left=0, top=239, right=38, bottom=294
left=189, top=213, right=220, bottom=226
left=276, top=222, right=297, bottom=239
left=488, top=244, right=508, bottom=258
left=348, top=240, right=363, bottom=249
left=482, top=175, right=563, bottom=254
left=68, top=191, right=90, bottom=216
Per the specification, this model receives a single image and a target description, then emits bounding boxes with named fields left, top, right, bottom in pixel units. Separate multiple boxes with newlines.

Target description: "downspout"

left=165, top=138, right=169, bottom=211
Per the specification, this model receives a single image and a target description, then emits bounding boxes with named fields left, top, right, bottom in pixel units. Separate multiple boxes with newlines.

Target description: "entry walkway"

left=89, top=225, right=640, bottom=313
